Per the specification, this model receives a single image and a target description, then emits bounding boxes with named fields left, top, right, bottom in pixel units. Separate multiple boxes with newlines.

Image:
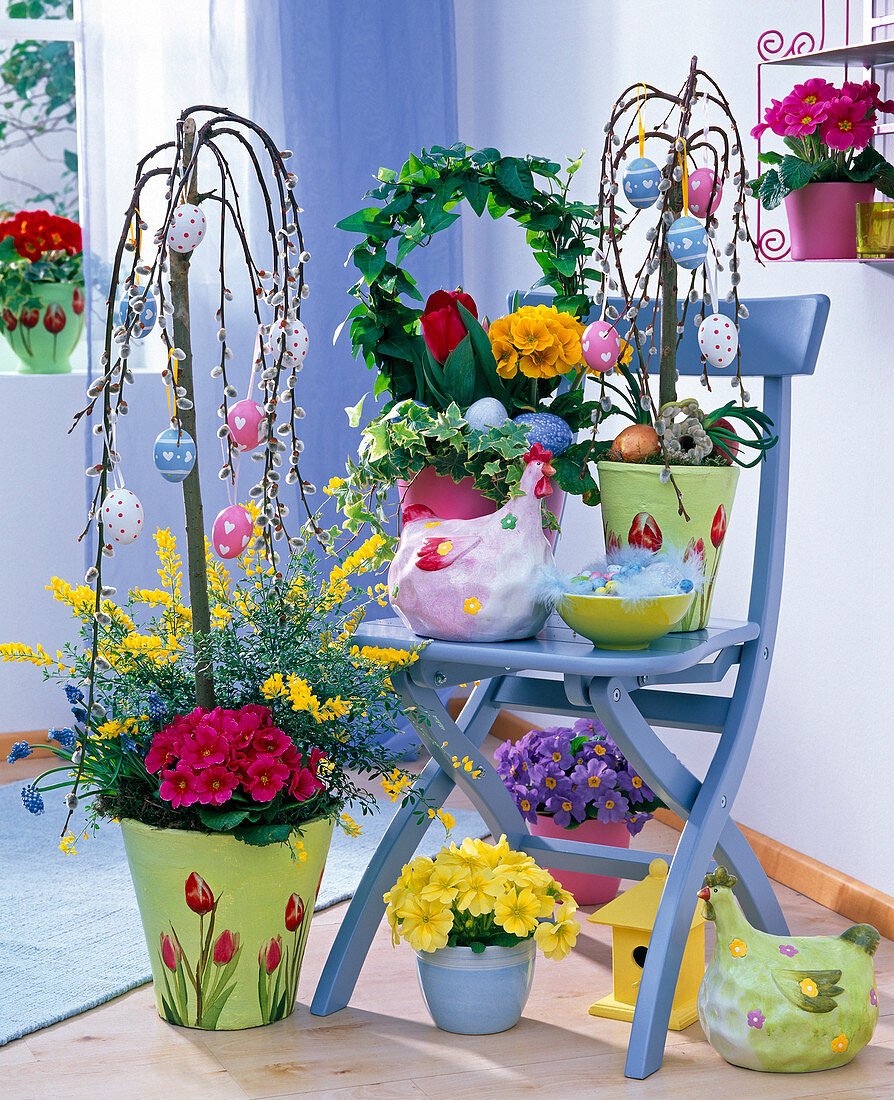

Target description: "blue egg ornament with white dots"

left=513, top=412, right=573, bottom=456
left=153, top=427, right=196, bottom=483
left=666, top=215, right=708, bottom=271
left=117, top=293, right=157, bottom=340
left=622, top=156, right=662, bottom=209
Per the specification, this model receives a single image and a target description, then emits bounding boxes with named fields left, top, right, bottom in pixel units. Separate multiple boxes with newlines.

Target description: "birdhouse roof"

left=587, top=858, right=707, bottom=933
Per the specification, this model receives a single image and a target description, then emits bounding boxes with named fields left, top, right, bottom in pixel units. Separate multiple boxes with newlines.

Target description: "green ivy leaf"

left=495, top=157, right=535, bottom=201
left=345, top=394, right=367, bottom=428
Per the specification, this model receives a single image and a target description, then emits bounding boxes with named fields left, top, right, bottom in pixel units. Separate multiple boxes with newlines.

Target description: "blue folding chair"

left=310, top=293, right=829, bottom=1079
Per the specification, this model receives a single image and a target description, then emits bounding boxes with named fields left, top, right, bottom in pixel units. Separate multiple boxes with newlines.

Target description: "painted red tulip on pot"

left=185, top=871, right=215, bottom=915
left=684, top=537, right=705, bottom=565
left=72, top=286, right=84, bottom=315
left=285, top=893, right=305, bottom=932
left=628, top=511, right=662, bottom=552
left=606, top=531, right=622, bottom=555
left=711, top=504, right=728, bottom=548
left=2, top=308, right=17, bottom=332
left=259, top=935, right=282, bottom=974
left=420, top=289, right=477, bottom=364
left=20, top=308, right=39, bottom=329
left=212, top=929, right=240, bottom=966
left=43, top=303, right=66, bottom=334
left=159, top=932, right=180, bottom=972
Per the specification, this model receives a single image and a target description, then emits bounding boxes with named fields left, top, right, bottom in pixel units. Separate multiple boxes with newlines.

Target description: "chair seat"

left=353, top=614, right=760, bottom=679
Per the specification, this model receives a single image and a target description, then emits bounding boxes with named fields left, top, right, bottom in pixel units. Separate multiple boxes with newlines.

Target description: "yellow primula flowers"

left=383, top=835, right=579, bottom=958
left=488, top=305, right=585, bottom=381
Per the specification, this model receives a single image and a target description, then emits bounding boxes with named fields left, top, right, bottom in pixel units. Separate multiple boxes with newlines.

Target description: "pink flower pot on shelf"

left=527, top=814, right=631, bottom=905
left=397, top=466, right=564, bottom=548
left=784, top=182, right=876, bottom=260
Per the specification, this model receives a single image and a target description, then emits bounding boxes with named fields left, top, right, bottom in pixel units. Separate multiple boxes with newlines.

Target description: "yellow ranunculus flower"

left=493, top=886, right=541, bottom=938
left=399, top=894, right=454, bottom=953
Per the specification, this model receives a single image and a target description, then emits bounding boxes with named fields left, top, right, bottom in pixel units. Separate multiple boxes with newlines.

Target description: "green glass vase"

left=1, top=281, right=85, bottom=373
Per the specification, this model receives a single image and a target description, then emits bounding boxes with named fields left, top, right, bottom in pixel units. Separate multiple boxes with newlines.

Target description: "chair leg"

left=310, top=678, right=504, bottom=1016
left=715, top=819, right=789, bottom=936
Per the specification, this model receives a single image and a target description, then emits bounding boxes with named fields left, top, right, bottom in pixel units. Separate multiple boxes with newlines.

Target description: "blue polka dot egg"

left=117, top=293, right=158, bottom=339
left=512, top=412, right=573, bottom=456
left=666, top=215, right=708, bottom=270
left=153, top=427, right=196, bottom=482
left=622, top=156, right=662, bottom=209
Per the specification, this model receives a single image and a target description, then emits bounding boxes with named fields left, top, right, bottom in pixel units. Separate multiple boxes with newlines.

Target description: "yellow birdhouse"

left=587, top=857, right=706, bottom=1030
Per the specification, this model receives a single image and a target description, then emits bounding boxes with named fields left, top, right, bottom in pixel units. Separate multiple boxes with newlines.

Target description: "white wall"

left=455, top=0, right=894, bottom=898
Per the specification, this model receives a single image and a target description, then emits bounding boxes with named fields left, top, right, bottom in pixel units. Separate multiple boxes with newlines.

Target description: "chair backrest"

left=511, top=291, right=830, bottom=636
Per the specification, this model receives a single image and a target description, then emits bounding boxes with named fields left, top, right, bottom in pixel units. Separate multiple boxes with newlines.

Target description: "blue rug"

left=0, top=782, right=487, bottom=1046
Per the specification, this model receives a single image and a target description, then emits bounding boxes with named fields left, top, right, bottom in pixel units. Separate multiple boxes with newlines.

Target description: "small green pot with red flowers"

left=121, top=815, right=334, bottom=1030
left=0, top=210, right=84, bottom=374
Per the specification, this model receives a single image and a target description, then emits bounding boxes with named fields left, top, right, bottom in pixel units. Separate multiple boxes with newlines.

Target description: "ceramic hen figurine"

left=697, top=866, right=880, bottom=1072
left=388, top=443, right=556, bottom=642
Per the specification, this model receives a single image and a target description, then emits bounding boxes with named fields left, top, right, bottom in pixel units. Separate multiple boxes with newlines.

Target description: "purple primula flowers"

left=746, top=1009, right=765, bottom=1029
left=494, top=722, right=662, bottom=835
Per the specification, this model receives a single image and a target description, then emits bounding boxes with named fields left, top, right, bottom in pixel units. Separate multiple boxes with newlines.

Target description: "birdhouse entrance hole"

left=632, top=945, right=648, bottom=968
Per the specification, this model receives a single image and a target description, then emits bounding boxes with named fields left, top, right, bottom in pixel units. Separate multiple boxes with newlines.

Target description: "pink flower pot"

left=785, top=182, right=876, bottom=260
left=397, top=466, right=564, bottom=548
left=527, top=814, right=631, bottom=905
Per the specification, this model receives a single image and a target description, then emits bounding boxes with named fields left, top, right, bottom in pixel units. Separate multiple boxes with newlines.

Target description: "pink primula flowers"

left=146, top=704, right=325, bottom=809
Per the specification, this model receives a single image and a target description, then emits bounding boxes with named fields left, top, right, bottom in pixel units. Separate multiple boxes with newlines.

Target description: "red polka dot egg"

left=101, top=488, right=144, bottom=544
left=270, top=317, right=309, bottom=362
left=697, top=313, right=738, bottom=369
left=167, top=204, right=206, bottom=254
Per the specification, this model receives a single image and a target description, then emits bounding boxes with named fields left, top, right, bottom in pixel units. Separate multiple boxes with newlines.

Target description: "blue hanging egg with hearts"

left=513, top=412, right=573, bottom=456
left=153, top=427, right=196, bottom=483
left=666, top=215, right=708, bottom=270
left=622, top=156, right=662, bottom=209
left=117, top=293, right=158, bottom=340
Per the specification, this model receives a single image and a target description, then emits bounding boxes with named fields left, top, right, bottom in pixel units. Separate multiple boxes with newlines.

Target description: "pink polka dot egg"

left=167, top=204, right=206, bottom=254
left=581, top=320, right=621, bottom=372
left=270, top=317, right=309, bottom=362
left=212, top=504, right=254, bottom=560
left=698, top=313, right=738, bottom=369
left=226, top=399, right=267, bottom=451
left=101, top=488, right=143, bottom=544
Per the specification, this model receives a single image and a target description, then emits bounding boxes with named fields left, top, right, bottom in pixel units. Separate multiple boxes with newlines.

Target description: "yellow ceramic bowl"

left=557, top=592, right=695, bottom=650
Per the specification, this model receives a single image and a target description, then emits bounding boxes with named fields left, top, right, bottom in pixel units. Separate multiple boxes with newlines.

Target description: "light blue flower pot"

left=414, top=940, right=536, bottom=1034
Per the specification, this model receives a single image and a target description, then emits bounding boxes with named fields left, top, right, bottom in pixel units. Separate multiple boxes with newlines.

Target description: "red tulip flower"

left=72, top=286, right=84, bottom=315
left=711, top=504, right=728, bottom=548
left=159, top=932, right=180, bottom=972
left=2, top=308, right=17, bottom=332
left=20, top=308, right=39, bottom=329
left=420, top=289, right=477, bottom=364
left=212, top=929, right=240, bottom=966
left=43, top=303, right=66, bottom=334
left=606, top=531, right=622, bottom=555
left=285, top=893, right=305, bottom=932
left=628, top=512, right=662, bottom=552
left=185, top=871, right=215, bottom=915
left=259, top=935, right=283, bottom=974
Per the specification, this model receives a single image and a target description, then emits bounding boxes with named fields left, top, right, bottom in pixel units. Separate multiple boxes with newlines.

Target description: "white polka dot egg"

left=101, top=488, right=144, bottom=544
left=167, top=204, right=206, bottom=254
left=270, top=317, right=309, bottom=362
left=698, top=313, right=738, bottom=369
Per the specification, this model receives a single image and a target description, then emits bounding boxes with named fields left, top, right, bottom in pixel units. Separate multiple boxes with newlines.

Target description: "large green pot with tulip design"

left=598, top=463, right=738, bottom=632
left=121, top=815, right=333, bottom=1029
left=1, top=281, right=85, bottom=373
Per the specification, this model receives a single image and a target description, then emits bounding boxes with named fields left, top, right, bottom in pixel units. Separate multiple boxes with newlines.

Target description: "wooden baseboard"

left=0, top=730, right=55, bottom=758
left=655, top=808, right=894, bottom=941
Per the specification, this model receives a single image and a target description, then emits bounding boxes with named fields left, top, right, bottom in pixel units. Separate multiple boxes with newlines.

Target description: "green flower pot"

left=597, top=462, right=739, bottom=632
left=1, top=281, right=85, bottom=373
left=121, top=815, right=334, bottom=1030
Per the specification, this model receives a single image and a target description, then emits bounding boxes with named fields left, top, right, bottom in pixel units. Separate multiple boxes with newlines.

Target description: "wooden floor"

left=2, top=740, right=893, bottom=1099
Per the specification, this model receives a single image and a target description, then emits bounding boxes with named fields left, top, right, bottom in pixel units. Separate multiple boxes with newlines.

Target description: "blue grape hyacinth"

left=49, top=727, right=78, bottom=749
left=6, top=740, right=32, bottom=763
left=21, top=784, right=45, bottom=814
left=146, top=692, right=167, bottom=721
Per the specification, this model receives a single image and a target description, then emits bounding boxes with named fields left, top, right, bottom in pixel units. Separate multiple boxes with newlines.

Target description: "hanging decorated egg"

left=167, top=204, right=206, bottom=254
left=622, top=156, right=662, bottom=209
left=226, top=399, right=267, bottom=451
left=101, top=488, right=144, bottom=545
left=513, top=412, right=573, bottom=456
left=666, top=215, right=708, bottom=270
left=153, top=427, right=196, bottom=482
left=212, top=504, right=254, bottom=560
left=697, top=313, right=738, bottom=369
left=581, top=320, right=621, bottom=372
left=465, top=397, right=509, bottom=431
left=117, top=293, right=158, bottom=340
left=687, top=167, right=723, bottom=218
left=270, top=317, right=309, bottom=361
